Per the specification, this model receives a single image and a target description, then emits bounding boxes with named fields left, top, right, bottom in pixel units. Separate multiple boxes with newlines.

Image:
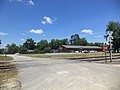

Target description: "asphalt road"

left=10, top=55, right=120, bottom=90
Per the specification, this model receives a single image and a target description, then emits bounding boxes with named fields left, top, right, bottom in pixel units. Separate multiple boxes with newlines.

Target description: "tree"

left=106, top=21, right=120, bottom=52
left=23, top=38, right=36, bottom=50
left=94, top=42, right=103, bottom=47
left=37, top=40, right=48, bottom=50
left=69, top=34, right=89, bottom=46
left=6, top=43, right=19, bottom=54
left=49, top=39, right=60, bottom=50
left=80, top=38, right=88, bottom=46
left=70, top=34, right=80, bottom=45
left=59, top=38, right=69, bottom=45
left=36, top=39, right=51, bottom=53
left=19, top=45, right=27, bottom=54
left=0, top=40, right=1, bottom=44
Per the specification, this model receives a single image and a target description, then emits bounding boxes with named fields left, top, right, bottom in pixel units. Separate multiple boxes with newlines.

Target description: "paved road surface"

left=10, top=55, right=120, bottom=90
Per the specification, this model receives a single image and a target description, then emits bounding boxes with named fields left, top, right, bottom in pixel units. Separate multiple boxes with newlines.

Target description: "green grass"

left=20, top=53, right=120, bottom=59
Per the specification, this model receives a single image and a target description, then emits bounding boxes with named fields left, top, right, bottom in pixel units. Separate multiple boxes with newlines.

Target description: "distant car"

left=82, top=50, right=88, bottom=53
left=89, top=50, right=97, bottom=53
left=75, top=51, right=79, bottom=53
left=15, top=53, right=20, bottom=55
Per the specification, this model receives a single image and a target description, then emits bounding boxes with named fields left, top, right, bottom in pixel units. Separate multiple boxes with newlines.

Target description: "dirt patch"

left=0, top=78, right=21, bottom=90
left=0, top=62, right=21, bottom=90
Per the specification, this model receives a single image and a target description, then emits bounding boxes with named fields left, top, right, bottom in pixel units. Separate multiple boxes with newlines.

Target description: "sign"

left=103, top=45, right=108, bottom=51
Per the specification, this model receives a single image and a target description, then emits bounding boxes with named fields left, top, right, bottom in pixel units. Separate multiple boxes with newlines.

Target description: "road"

left=10, top=55, right=120, bottom=90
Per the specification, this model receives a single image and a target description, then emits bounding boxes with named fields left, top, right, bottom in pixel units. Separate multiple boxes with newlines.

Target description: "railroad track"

left=69, top=56, right=120, bottom=62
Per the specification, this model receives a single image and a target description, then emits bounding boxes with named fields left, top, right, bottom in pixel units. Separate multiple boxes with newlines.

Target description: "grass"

left=20, top=52, right=120, bottom=59
left=0, top=55, right=13, bottom=61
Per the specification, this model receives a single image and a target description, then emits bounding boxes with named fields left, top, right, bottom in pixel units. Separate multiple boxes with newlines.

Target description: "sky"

left=0, top=0, right=120, bottom=47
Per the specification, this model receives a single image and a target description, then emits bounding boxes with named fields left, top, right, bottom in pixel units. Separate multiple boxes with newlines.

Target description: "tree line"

left=2, top=34, right=103, bottom=54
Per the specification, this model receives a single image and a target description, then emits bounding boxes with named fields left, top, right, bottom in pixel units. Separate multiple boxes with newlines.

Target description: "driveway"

left=10, top=55, right=120, bottom=90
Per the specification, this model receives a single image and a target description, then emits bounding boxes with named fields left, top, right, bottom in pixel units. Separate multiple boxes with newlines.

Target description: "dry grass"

left=0, top=55, right=13, bottom=61
left=0, top=56, right=18, bottom=87
left=0, top=63, right=18, bottom=85
left=22, top=53, right=120, bottom=59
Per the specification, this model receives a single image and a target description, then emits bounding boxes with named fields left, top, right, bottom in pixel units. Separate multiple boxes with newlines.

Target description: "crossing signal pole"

left=107, top=31, right=113, bottom=63
left=0, top=40, right=1, bottom=54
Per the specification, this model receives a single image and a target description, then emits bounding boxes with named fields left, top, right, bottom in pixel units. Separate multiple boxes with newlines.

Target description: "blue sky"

left=0, top=0, right=120, bottom=47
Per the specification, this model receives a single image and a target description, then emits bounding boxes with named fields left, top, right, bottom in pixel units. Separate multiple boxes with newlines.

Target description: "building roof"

left=62, top=45, right=102, bottom=49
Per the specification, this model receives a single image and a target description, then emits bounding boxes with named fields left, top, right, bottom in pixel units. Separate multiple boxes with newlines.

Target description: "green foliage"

left=49, top=39, right=60, bottom=50
left=70, top=34, right=89, bottom=46
left=6, top=43, right=19, bottom=54
left=106, top=21, right=120, bottom=52
left=37, top=40, right=49, bottom=50
left=19, top=45, right=27, bottom=54
left=70, top=34, right=80, bottom=45
left=59, top=38, right=69, bottom=45
left=23, top=38, right=36, bottom=50
left=0, top=40, right=1, bottom=44
left=36, top=39, right=51, bottom=53
left=80, top=38, right=88, bottom=46
left=94, top=42, right=103, bottom=47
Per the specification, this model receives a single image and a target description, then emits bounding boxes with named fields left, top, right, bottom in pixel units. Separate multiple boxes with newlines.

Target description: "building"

left=59, top=45, right=102, bottom=53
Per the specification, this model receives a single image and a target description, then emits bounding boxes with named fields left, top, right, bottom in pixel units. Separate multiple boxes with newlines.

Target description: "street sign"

left=103, top=45, right=108, bottom=51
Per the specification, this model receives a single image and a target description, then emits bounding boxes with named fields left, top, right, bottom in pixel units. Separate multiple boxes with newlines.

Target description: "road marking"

left=56, top=71, right=69, bottom=75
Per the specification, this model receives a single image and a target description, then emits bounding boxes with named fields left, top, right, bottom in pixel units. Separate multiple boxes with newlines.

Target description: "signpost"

left=104, top=31, right=113, bottom=63
left=105, top=31, right=113, bottom=62
left=4, top=47, right=8, bottom=60
left=0, top=40, right=1, bottom=53
left=103, top=45, right=108, bottom=63
left=107, top=31, right=113, bottom=63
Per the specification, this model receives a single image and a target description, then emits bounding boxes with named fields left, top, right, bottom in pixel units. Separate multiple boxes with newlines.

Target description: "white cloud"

left=95, top=35, right=102, bottom=38
left=9, top=0, right=34, bottom=6
left=22, top=31, right=28, bottom=35
left=20, top=38, right=24, bottom=41
left=29, top=29, right=43, bottom=34
left=43, top=35, right=45, bottom=37
left=22, top=33, right=25, bottom=35
left=25, top=0, right=34, bottom=6
left=81, top=29, right=94, bottom=35
left=9, top=0, right=22, bottom=1
left=41, top=21, right=46, bottom=24
left=41, top=16, right=57, bottom=24
left=0, top=32, right=8, bottom=36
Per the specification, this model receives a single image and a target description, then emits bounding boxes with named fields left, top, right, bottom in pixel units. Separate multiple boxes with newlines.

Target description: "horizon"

left=0, top=0, right=120, bottom=47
